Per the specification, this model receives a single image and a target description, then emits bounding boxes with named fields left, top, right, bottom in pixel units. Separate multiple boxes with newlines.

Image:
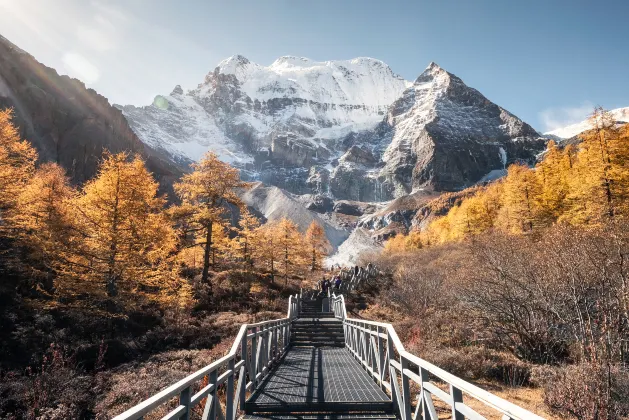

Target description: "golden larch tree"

left=231, top=209, right=260, bottom=266
left=536, top=140, right=570, bottom=223
left=562, top=108, right=629, bottom=224
left=72, top=152, right=176, bottom=299
left=276, top=218, right=306, bottom=287
left=9, top=163, right=76, bottom=290
left=304, top=221, right=330, bottom=271
left=496, top=163, right=543, bottom=233
left=174, top=152, right=248, bottom=288
left=254, top=221, right=282, bottom=283
left=0, top=109, right=37, bottom=212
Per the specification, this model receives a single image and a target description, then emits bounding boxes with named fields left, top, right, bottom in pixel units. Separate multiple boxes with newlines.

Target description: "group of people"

left=319, top=263, right=374, bottom=295
left=319, top=275, right=342, bottom=295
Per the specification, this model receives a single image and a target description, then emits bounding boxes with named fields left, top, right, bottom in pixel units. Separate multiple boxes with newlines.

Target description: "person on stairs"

left=334, top=276, right=342, bottom=291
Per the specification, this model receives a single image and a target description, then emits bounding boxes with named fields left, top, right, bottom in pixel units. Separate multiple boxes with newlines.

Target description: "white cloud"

left=62, top=52, right=100, bottom=84
left=539, top=102, right=595, bottom=132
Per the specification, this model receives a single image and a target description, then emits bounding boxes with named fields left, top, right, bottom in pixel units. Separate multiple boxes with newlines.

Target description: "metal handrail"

left=330, top=293, right=545, bottom=420
left=112, top=294, right=300, bottom=420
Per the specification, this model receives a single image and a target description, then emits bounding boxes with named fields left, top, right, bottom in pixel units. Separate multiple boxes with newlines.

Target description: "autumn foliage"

left=388, top=107, right=629, bottom=249
left=0, top=109, right=330, bottom=311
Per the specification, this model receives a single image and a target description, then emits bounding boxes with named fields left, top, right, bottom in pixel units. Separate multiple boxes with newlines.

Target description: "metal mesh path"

left=245, top=347, right=392, bottom=414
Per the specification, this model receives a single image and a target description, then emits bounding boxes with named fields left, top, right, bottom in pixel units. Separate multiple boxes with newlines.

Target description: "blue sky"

left=0, top=0, right=627, bottom=132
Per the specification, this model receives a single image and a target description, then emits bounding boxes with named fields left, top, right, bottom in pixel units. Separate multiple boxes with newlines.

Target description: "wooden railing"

left=112, top=294, right=301, bottom=420
left=330, top=293, right=546, bottom=420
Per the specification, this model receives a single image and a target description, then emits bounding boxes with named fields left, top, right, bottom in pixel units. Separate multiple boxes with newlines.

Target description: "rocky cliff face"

left=333, top=63, right=546, bottom=199
left=122, top=58, right=546, bottom=200
left=0, top=35, right=180, bottom=186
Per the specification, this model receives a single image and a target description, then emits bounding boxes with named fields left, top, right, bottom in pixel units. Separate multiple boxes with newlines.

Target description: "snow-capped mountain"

left=120, top=56, right=546, bottom=201
left=324, top=63, right=545, bottom=200
left=119, top=55, right=410, bottom=166
left=545, top=107, right=629, bottom=139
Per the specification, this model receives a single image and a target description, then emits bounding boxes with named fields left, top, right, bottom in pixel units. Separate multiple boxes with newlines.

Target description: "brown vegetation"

left=0, top=109, right=329, bottom=418
left=371, top=220, right=629, bottom=419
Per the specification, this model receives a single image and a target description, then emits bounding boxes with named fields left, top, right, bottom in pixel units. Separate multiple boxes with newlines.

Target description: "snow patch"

left=545, top=107, right=629, bottom=139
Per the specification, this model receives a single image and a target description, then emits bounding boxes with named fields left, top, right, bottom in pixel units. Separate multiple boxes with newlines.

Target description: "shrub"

left=420, top=345, right=532, bottom=386
left=0, top=344, right=92, bottom=419
left=536, top=362, right=629, bottom=420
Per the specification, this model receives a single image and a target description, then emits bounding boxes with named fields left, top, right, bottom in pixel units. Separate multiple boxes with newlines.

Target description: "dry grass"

left=416, top=380, right=558, bottom=420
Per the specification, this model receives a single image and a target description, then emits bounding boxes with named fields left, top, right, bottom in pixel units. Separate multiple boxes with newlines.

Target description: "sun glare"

left=62, top=52, right=100, bottom=84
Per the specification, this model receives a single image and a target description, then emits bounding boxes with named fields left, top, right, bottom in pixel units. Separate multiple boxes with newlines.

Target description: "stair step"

left=242, top=413, right=396, bottom=419
left=246, top=401, right=393, bottom=414
left=292, top=326, right=344, bottom=330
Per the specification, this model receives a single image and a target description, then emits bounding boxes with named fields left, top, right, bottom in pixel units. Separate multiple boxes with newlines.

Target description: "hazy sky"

left=1, top=0, right=627, bottom=132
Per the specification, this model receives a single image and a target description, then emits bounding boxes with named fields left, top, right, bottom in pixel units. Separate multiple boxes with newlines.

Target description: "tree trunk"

left=284, top=242, right=289, bottom=288
left=201, top=221, right=213, bottom=286
left=106, top=173, right=121, bottom=297
left=270, top=256, right=274, bottom=283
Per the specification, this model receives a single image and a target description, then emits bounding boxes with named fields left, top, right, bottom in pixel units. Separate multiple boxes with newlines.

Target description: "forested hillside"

left=372, top=107, right=629, bottom=419
left=0, top=108, right=330, bottom=419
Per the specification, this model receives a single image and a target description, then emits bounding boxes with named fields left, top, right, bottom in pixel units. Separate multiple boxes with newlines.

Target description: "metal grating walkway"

left=245, top=347, right=391, bottom=414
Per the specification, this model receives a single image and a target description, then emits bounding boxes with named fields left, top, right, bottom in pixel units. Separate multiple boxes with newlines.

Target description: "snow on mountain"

left=545, top=107, right=629, bottom=139
left=325, top=62, right=546, bottom=200
left=213, top=55, right=408, bottom=106
left=119, top=55, right=410, bottom=164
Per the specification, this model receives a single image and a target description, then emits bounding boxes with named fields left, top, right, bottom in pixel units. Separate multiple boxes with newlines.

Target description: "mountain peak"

left=214, top=54, right=258, bottom=81
left=426, top=61, right=442, bottom=71
left=270, top=56, right=313, bottom=69
left=218, top=54, right=250, bottom=67
left=170, top=84, right=183, bottom=96
left=413, top=61, right=450, bottom=85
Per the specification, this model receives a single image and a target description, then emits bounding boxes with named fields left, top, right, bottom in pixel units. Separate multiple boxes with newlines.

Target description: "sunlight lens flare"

left=62, top=52, right=100, bottom=84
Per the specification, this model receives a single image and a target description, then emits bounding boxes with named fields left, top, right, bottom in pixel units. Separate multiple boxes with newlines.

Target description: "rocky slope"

left=545, top=106, right=629, bottom=139
left=122, top=58, right=546, bottom=200
left=0, top=35, right=180, bottom=186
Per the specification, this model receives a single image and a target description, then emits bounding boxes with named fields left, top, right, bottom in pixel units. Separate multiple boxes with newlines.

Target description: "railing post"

left=272, top=321, right=278, bottom=359
left=400, top=356, right=412, bottom=420
left=387, top=330, right=400, bottom=416
left=226, top=357, right=235, bottom=420
left=251, top=326, right=258, bottom=388
left=377, top=326, right=385, bottom=390
left=208, top=369, right=217, bottom=420
left=450, top=384, right=464, bottom=420
left=239, top=331, right=247, bottom=411
left=179, top=385, right=191, bottom=420
left=419, top=366, right=429, bottom=420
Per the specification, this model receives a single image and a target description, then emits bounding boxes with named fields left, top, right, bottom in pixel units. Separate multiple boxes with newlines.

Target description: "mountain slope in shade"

left=545, top=107, right=629, bottom=139
left=0, top=35, right=181, bottom=186
left=119, top=55, right=410, bottom=166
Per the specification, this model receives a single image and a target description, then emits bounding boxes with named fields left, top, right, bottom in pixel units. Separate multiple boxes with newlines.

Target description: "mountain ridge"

left=121, top=56, right=546, bottom=201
